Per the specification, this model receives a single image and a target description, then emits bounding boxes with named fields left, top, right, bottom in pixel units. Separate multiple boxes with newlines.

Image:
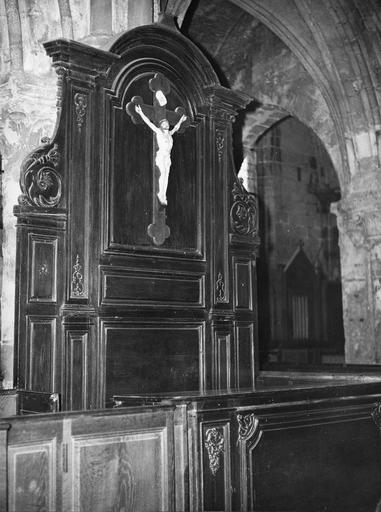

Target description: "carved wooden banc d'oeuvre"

left=13, top=17, right=258, bottom=410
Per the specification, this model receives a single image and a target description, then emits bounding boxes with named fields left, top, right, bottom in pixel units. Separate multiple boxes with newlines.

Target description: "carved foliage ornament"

left=204, top=427, right=224, bottom=476
left=72, top=254, right=84, bottom=296
left=230, top=179, right=258, bottom=237
left=237, top=413, right=259, bottom=442
left=18, top=143, right=62, bottom=208
left=216, top=272, right=226, bottom=303
left=74, top=93, right=88, bottom=132
left=216, top=131, right=225, bottom=161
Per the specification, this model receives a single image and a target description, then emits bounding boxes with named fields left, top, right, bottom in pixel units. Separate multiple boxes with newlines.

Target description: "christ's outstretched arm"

left=170, top=114, right=187, bottom=135
left=136, top=105, right=160, bottom=133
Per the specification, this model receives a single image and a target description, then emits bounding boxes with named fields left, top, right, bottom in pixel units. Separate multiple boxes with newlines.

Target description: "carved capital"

left=237, top=413, right=259, bottom=442
left=204, top=427, right=224, bottom=476
left=333, top=202, right=381, bottom=249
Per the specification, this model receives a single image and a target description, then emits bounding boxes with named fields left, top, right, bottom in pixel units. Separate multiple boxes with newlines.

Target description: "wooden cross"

left=126, top=73, right=190, bottom=246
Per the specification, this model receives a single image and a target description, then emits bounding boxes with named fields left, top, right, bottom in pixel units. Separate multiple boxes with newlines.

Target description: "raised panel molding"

left=101, top=322, right=206, bottom=399
left=26, top=316, right=57, bottom=392
left=28, top=233, right=58, bottom=303
left=201, top=421, right=231, bottom=512
left=8, top=439, right=57, bottom=512
left=100, top=267, right=205, bottom=307
left=65, top=330, right=88, bottom=411
left=72, top=429, right=169, bottom=512
left=233, top=258, right=253, bottom=311
left=234, top=323, right=254, bottom=389
left=212, top=332, right=231, bottom=390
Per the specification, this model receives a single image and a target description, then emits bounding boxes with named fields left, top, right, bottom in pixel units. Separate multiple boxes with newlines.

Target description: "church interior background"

left=1, top=1, right=381, bottom=510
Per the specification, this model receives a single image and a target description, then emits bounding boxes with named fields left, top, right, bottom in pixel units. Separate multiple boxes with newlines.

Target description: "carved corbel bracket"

left=237, top=413, right=259, bottom=443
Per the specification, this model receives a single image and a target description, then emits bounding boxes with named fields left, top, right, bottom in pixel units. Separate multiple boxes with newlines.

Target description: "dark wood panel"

left=104, top=323, right=204, bottom=397
left=106, top=73, right=201, bottom=255
left=212, top=333, right=231, bottom=390
left=65, top=330, right=88, bottom=410
left=202, top=421, right=231, bottom=512
left=28, top=234, right=58, bottom=303
left=101, top=267, right=205, bottom=307
left=233, top=258, right=253, bottom=311
left=234, top=323, right=254, bottom=389
left=27, top=317, right=56, bottom=392
left=249, top=417, right=381, bottom=512
left=69, top=85, right=91, bottom=300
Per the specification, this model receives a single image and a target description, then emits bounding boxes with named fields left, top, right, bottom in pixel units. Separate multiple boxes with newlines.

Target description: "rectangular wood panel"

left=65, top=330, right=88, bottom=410
left=212, top=333, right=231, bottom=390
left=234, top=323, right=254, bottom=389
left=103, top=323, right=204, bottom=397
left=202, top=421, right=231, bottom=512
left=29, top=234, right=58, bottom=303
left=72, top=429, right=169, bottom=512
left=8, top=440, right=57, bottom=512
left=234, top=258, right=253, bottom=311
left=101, top=268, right=205, bottom=307
left=27, top=317, right=56, bottom=392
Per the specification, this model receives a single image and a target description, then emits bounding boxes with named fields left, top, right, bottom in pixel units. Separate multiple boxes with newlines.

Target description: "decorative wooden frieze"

left=204, top=427, right=225, bottom=476
left=237, top=413, right=259, bottom=442
left=18, top=143, right=62, bottom=208
left=71, top=254, right=84, bottom=296
left=216, top=272, right=226, bottom=303
left=230, top=179, right=257, bottom=237
left=74, top=93, right=88, bottom=132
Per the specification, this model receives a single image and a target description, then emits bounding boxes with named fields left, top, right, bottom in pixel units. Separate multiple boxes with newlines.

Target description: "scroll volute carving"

left=18, top=141, right=63, bottom=209
left=230, top=178, right=258, bottom=238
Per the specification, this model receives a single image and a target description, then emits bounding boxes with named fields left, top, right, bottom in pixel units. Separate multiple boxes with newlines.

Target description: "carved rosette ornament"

left=216, top=272, right=226, bottom=303
left=72, top=254, right=84, bottom=296
left=230, top=179, right=258, bottom=237
left=237, top=413, right=259, bottom=442
left=204, top=427, right=225, bottom=476
left=18, top=143, right=62, bottom=208
left=74, top=93, right=88, bottom=132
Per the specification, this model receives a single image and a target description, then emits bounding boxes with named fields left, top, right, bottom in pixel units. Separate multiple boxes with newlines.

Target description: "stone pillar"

left=333, top=192, right=381, bottom=364
left=0, top=73, right=56, bottom=387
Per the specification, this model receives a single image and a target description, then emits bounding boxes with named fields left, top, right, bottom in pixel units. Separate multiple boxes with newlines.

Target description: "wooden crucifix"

left=126, top=73, right=190, bottom=246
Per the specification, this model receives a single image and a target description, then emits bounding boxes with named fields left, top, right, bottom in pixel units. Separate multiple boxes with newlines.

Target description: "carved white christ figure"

left=135, top=104, right=187, bottom=205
